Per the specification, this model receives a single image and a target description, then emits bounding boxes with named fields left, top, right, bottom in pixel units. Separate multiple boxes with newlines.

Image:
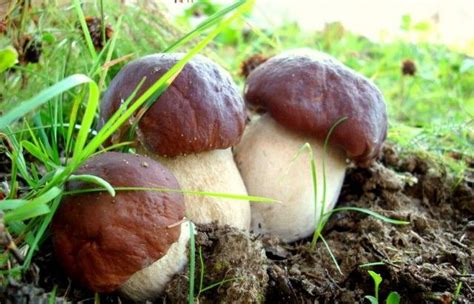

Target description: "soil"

left=1, top=143, right=472, bottom=303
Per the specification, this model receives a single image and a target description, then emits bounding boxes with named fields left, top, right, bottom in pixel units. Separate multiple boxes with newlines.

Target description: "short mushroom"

left=52, top=152, right=189, bottom=301
left=234, top=49, right=387, bottom=242
left=100, top=53, right=250, bottom=231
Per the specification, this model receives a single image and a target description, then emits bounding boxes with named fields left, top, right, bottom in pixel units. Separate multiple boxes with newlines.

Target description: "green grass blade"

left=64, top=186, right=276, bottom=203
left=0, top=74, right=93, bottom=129
left=23, top=194, right=62, bottom=269
left=21, top=140, right=53, bottom=167
left=68, top=174, right=115, bottom=197
left=0, top=199, right=28, bottom=210
left=198, top=246, right=205, bottom=296
left=188, top=222, right=196, bottom=304
left=4, top=187, right=61, bottom=223
left=72, top=81, right=99, bottom=157
left=330, top=207, right=410, bottom=225
left=73, top=0, right=98, bottom=60
left=200, top=277, right=240, bottom=293
left=65, top=94, right=83, bottom=157
left=320, top=235, right=343, bottom=275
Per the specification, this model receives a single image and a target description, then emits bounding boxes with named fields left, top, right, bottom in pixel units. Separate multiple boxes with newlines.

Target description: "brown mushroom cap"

left=51, top=152, right=185, bottom=293
left=244, top=49, right=387, bottom=166
left=100, top=54, right=246, bottom=157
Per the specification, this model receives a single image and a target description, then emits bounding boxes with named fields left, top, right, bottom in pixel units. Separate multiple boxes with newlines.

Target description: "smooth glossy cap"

left=52, top=152, right=185, bottom=292
left=244, top=49, right=387, bottom=166
left=100, top=54, right=246, bottom=157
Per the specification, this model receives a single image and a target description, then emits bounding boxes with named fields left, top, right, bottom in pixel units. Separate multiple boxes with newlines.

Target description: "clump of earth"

left=1, top=143, right=472, bottom=303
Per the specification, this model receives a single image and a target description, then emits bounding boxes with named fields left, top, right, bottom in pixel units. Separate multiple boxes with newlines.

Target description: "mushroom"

left=234, top=49, right=387, bottom=242
left=51, top=152, right=190, bottom=301
left=100, top=54, right=250, bottom=231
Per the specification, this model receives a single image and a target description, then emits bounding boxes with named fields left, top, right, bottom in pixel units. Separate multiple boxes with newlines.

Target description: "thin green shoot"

left=23, top=195, right=62, bottom=269
left=312, top=116, right=347, bottom=248
left=329, top=207, right=410, bottom=225
left=198, top=246, right=205, bottom=298
left=320, top=235, right=342, bottom=275
left=73, top=0, right=98, bottom=60
left=199, top=277, right=241, bottom=293
left=64, top=186, right=276, bottom=204
left=188, top=222, right=196, bottom=304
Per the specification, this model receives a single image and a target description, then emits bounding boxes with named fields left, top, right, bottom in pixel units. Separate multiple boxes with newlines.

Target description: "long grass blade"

left=64, top=186, right=277, bottom=203
left=0, top=75, right=93, bottom=129
left=329, top=207, right=410, bottom=225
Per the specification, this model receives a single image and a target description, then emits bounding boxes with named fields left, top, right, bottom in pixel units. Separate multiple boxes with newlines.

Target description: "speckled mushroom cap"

left=100, top=53, right=246, bottom=157
left=51, top=152, right=185, bottom=293
left=244, top=49, right=387, bottom=166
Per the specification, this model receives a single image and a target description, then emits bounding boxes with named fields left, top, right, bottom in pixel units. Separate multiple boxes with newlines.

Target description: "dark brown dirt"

left=2, top=144, right=473, bottom=303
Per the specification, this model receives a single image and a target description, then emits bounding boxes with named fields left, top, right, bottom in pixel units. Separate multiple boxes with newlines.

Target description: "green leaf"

left=68, top=174, right=116, bottom=197
left=0, top=74, right=93, bottom=129
left=0, top=46, right=19, bottom=73
left=368, top=270, right=382, bottom=301
left=386, top=292, right=400, bottom=304
left=365, top=295, right=379, bottom=304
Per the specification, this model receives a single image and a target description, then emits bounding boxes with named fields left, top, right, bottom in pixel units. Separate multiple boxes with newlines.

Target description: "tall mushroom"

left=52, top=152, right=190, bottom=301
left=100, top=54, right=250, bottom=231
left=234, top=49, right=387, bottom=242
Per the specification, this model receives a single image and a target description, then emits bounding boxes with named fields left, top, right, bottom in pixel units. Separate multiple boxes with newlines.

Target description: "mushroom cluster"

left=234, top=49, right=387, bottom=242
left=100, top=53, right=251, bottom=231
left=52, top=152, right=189, bottom=301
left=52, top=49, right=388, bottom=301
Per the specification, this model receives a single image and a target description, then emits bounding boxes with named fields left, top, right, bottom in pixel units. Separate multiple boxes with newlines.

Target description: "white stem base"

left=234, top=114, right=347, bottom=242
left=139, top=148, right=251, bottom=231
left=120, top=222, right=191, bottom=301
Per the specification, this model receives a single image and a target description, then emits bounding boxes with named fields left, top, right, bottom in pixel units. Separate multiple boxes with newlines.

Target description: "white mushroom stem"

left=138, top=148, right=251, bottom=231
left=234, top=114, right=347, bottom=242
left=120, top=221, right=191, bottom=301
